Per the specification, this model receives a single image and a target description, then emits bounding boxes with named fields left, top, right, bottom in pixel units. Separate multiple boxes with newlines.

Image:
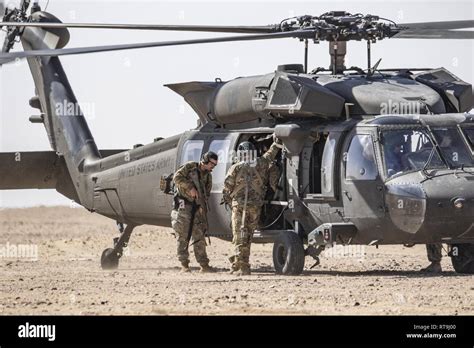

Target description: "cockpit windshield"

left=382, top=127, right=474, bottom=178
left=382, top=128, right=445, bottom=178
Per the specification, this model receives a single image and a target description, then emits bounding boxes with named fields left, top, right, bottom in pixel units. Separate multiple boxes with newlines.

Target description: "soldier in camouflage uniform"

left=421, top=243, right=443, bottom=273
left=222, top=138, right=283, bottom=275
left=171, top=151, right=218, bottom=273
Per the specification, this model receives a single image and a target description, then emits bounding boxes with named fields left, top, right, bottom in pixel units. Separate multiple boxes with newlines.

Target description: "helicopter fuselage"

left=2, top=9, right=474, bottom=274
left=71, top=112, right=474, bottom=249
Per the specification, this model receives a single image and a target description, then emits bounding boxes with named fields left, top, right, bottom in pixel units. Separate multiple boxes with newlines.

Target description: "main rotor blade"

left=0, top=30, right=306, bottom=61
left=393, top=29, right=474, bottom=39
left=0, top=21, right=280, bottom=33
left=397, top=20, right=474, bottom=30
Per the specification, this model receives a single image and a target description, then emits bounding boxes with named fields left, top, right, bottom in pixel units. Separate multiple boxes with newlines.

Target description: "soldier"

left=222, top=137, right=283, bottom=275
left=171, top=151, right=218, bottom=273
left=384, top=132, right=405, bottom=178
left=421, top=243, right=443, bottom=273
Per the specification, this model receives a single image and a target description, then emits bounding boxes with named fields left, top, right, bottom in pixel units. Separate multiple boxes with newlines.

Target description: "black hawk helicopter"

left=1, top=0, right=474, bottom=274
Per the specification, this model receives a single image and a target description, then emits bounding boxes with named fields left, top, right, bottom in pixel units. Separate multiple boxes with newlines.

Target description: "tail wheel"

left=450, top=243, right=474, bottom=274
left=273, top=232, right=305, bottom=275
left=101, top=248, right=120, bottom=270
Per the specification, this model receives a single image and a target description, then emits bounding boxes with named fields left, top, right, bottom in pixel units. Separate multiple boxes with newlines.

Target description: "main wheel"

left=101, top=248, right=120, bottom=270
left=450, top=243, right=474, bottom=274
left=273, top=232, right=305, bottom=275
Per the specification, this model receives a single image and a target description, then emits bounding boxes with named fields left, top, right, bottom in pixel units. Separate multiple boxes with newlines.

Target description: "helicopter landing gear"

left=101, top=248, right=119, bottom=270
left=305, top=244, right=325, bottom=269
left=449, top=243, right=474, bottom=274
left=272, top=232, right=305, bottom=275
left=100, top=222, right=136, bottom=270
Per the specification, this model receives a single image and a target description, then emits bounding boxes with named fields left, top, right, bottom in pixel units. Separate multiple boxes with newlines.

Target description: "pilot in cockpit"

left=384, top=134, right=405, bottom=178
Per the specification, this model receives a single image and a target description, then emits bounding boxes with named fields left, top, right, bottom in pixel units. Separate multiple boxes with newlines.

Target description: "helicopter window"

left=321, top=135, right=337, bottom=193
left=381, top=129, right=445, bottom=178
left=309, top=136, right=325, bottom=193
left=345, top=134, right=378, bottom=180
left=431, top=128, right=474, bottom=168
left=209, top=139, right=231, bottom=191
left=461, top=128, right=474, bottom=151
left=180, top=140, right=204, bottom=164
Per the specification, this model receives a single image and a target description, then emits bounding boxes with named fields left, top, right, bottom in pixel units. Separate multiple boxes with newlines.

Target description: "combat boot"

left=420, top=261, right=442, bottom=273
left=229, top=264, right=239, bottom=274
left=180, top=262, right=191, bottom=273
left=199, top=264, right=216, bottom=273
left=235, top=266, right=251, bottom=276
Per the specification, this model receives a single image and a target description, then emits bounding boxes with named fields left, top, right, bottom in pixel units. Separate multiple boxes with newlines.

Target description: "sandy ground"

left=0, top=206, right=473, bottom=315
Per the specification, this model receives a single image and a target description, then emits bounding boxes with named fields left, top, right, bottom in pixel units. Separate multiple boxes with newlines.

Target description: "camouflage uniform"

left=171, top=161, right=212, bottom=268
left=222, top=142, right=281, bottom=272
left=267, top=161, right=280, bottom=194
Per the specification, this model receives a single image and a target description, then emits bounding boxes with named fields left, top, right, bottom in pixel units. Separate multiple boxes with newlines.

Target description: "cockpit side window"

left=345, top=134, right=378, bottom=180
left=321, top=134, right=337, bottom=193
left=432, top=128, right=474, bottom=168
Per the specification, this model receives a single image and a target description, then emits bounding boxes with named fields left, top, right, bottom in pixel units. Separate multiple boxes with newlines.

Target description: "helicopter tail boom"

left=20, top=11, right=101, bottom=208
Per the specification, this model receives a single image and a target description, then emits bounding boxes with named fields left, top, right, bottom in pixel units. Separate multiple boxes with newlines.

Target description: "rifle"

left=185, top=201, right=198, bottom=251
left=240, top=166, right=250, bottom=242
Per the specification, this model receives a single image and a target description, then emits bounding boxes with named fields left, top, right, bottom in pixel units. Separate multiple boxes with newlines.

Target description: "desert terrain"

left=0, top=206, right=473, bottom=315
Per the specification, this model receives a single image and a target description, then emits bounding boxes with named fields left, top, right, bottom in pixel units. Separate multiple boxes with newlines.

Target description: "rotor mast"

left=329, top=41, right=347, bottom=74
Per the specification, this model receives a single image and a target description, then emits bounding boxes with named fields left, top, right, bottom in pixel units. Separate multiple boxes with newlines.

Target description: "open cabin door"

left=206, top=134, right=237, bottom=239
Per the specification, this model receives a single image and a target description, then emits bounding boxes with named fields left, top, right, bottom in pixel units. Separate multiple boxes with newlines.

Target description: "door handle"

left=343, top=190, right=352, bottom=201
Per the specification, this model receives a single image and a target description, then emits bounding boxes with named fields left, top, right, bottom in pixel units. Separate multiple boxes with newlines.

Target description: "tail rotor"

left=0, top=0, right=32, bottom=63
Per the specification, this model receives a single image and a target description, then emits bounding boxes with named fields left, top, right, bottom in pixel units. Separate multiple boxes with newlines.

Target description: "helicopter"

left=1, top=0, right=474, bottom=275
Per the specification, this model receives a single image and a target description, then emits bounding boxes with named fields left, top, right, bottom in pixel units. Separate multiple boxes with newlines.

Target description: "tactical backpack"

left=159, top=173, right=174, bottom=195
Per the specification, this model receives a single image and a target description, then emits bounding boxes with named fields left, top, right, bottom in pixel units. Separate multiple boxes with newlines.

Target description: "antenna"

left=367, top=58, right=382, bottom=77
left=304, top=39, right=308, bottom=73
left=367, top=40, right=371, bottom=70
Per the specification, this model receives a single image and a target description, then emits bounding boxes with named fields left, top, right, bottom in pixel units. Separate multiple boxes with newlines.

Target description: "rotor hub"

left=279, top=11, right=399, bottom=43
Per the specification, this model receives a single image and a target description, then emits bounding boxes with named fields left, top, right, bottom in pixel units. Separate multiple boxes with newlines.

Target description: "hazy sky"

left=0, top=0, right=473, bottom=207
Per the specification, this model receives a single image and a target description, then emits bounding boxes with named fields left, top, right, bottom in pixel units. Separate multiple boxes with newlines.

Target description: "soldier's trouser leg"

left=192, top=209, right=210, bottom=266
left=426, top=243, right=442, bottom=263
left=231, top=205, right=260, bottom=271
left=171, top=207, right=191, bottom=265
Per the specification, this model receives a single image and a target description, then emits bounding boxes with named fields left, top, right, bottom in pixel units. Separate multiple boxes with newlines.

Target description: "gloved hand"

left=273, top=134, right=284, bottom=148
left=220, top=197, right=231, bottom=205
left=220, top=197, right=230, bottom=211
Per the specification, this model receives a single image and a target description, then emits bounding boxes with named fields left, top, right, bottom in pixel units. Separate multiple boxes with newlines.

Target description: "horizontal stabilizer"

left=0, top=151, right=63, bottom=190
left=0, top=150, right=126, bottom=199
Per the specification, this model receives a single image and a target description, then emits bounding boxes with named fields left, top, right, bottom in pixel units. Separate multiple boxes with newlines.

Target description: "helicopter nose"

left=385, top=181, right=426, bottom=235
left=385, top=173, right=474, bottom=240
left=421, top=174, right=474, bottom=237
